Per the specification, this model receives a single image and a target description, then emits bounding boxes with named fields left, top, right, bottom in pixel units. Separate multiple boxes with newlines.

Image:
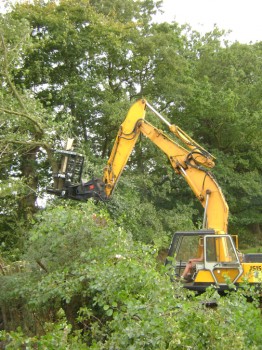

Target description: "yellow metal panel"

left=194, top=270, right=214, bottom=283
left=237, top=263, right=262, bottom=283
left=213, top=268, right=240, bottom=283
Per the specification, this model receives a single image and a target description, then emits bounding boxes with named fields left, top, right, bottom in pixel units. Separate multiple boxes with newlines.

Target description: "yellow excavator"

left=48, top=99, right=262, bottom=292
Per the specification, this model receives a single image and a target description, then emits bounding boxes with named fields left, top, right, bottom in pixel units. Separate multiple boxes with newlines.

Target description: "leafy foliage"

left=1, top=204, right=261, bottom=349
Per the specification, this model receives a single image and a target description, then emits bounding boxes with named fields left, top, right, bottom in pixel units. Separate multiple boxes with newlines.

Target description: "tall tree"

left=11, top=0, right=164, bottom=155
left=0, top=14, right=69, bottom=253
left=182, top=31, right=262, bottom=238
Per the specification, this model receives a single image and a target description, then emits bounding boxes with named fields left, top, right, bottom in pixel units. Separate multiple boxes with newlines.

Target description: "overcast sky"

left=157, top=0, right=262, bottom=43
left=0, top=0, right=261, bottom=43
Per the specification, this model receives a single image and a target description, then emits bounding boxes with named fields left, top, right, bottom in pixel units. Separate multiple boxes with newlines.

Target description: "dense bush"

left=0, top=204, right=261, bottom=349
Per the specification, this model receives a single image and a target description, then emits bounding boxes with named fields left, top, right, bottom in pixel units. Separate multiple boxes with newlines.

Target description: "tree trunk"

left=18, top=146, right=39, bottom=220
left=248, top=223, right=262, bottom=245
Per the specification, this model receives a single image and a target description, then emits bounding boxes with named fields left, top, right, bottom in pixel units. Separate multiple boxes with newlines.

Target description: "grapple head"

left=47, top=149, right=107, bottom=201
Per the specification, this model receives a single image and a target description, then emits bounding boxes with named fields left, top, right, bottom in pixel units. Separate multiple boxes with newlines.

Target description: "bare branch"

left=0, top=107, right=44, bottom=132
left=35, top=260, right=48, bottom=273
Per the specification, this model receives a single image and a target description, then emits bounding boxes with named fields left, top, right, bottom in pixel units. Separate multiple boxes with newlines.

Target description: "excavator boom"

left=138, top=120, right=228, bottom=232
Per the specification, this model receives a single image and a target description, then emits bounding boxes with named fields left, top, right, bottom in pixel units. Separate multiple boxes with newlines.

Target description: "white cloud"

left=158, top=0, right=262, bottom=43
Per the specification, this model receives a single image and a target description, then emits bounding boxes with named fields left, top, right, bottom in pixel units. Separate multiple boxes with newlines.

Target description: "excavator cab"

left=166, top=230, right=243, bottom=292
left=166, top=230, right=209, bottom=283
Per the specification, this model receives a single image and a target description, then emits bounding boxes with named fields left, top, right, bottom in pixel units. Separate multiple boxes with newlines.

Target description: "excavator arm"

left=103, top=99, right=228, bottom=232
left=102, top=99, right=146, bottom=197
left=48, top=99, right=228, bottom=233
